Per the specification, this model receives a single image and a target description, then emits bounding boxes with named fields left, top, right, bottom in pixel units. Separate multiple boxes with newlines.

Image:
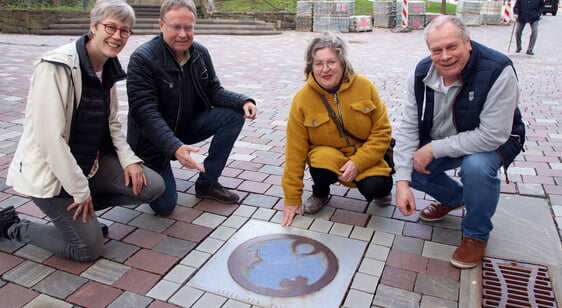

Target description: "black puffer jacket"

left=514, top=0, right=545, bottom=23
left=127, top=34, right=254, bottom=172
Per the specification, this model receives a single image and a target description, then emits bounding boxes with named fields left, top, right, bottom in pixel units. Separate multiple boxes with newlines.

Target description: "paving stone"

left=420, top=295, right=458, bottom=308
left=107, top=291, right=153, bottom=308
left=42, top=255, right=94, bottom=275
left=342, top=288, right=373, bottom=308
left=290, top=214, right=314, bottom=229
left=372, top=231, right=395, bottom=247
left=125, top=249, right=179, bottom=275
left=146, top=280, right=181, bottom=302
left=421, top=241, right=457, bottom=263
left=128, top=213, right=175, bottom=233
left=232, top=205, right=257, bottom=218
left=123, top=228, right=167, bottom=249
left=113, top=268, right=161, bottom=295
left=192, top=212, right=227, bottom=228
left=81, top=258, right=130, bottom=285
left=196, top=237, right=225, bottom=254
left=168, top=285, right=204, bottom=307
left=518, top=183, right=546, bottom=197
left=102, top=240, right=141, bottom=263
left=192, top=292, right=228, bottom=308
left=3, top=260, right=55, bottom=287
left=22, top=294, right=73, bottom=308
left=414, top=273, right=459, bottom=301
left=194, top=200, right=239, bottom=216
left=358, top=257, right=385, bottom=277
left=0, top=283, right=39, bottom=307
left=366, top=202, right=396, bottom=217
left=372, top=284, right=422, bottom=308
left=67, top=281, right=122, bottom=308
left=350, top=226, right=375, bottom=242
left=221, top=214, right=249, bottom=229
left=163, top=264, right=196, bottom=284
left=102, top=206, right=141, bottom=224
left=403, top=222, right=432, bottom=241
left=380, top=265, right=417, bottom=291
left=365, top=243, right=390, bottom=261
left=209, top=225, right=237, bottom=241
left=350, top=272, right=379, bottom=293
left=180, top=250, right=212, bottom=269
left=431, top=226, right=462, bottom=246
left=309, top=218, right=334, bottom=233
left=426, top=258, right=460, bottom=281
left=367, top=215, right=405, bottom=235
left=164, top=221, right=213, bottom=243
left=392, top=235, right=425, bottom=255
left=106, top=222, right=136, bottom=241
left=222, top=299, right=252, bottom=308
left=386, top=250, right=428, bottom=273
left=32, top=270, right=88, bottom=299
left=153, top=236, right=196, bottom=258
left=250, top=207, right=275, bottom=221
left=0, top=251, right=24, bottom=274
left=241, top=193, right=279, bottom=209
left=329, top=222, right=353, bottom=237
left=331, top=208, right=370, bottom=227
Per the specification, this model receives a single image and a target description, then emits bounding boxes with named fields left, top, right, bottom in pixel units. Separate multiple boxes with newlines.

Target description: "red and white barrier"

left=402, top=0, right=408, bottom=27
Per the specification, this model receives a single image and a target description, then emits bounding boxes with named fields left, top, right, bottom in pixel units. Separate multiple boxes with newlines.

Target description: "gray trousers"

left=515, top=20, right=539, bottom=52
left=7, top=152, right=164, bottom=261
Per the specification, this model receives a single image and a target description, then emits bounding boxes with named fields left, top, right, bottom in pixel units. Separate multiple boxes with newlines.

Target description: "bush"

left=0, top=0, right=90, bottom=9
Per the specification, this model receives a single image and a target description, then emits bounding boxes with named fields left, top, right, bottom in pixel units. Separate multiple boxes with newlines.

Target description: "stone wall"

left=210, top=11, right=296, bottom=30
left=0, top=9, right=89, bottom=34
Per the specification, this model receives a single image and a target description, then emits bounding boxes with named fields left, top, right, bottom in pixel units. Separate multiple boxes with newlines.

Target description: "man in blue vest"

left=393, top=15, right=525, bottom=269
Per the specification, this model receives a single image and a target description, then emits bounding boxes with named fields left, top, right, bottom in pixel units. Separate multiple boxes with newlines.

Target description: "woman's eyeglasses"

left=99, top=22, right=134, bottom=39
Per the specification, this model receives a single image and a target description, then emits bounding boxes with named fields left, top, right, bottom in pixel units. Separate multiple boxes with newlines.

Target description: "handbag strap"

left=317, top=93, right=367, bottom=143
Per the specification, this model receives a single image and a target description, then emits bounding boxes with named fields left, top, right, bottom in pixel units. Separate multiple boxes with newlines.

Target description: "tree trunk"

left=441, top=0, right=447, bottom=14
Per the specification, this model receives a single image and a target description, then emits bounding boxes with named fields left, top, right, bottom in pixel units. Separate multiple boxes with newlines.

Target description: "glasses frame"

left=98, top=22, right=134, bottom=39
left=162, top=21, right=195, bottom=33
left=313, top=59, right=340, bottom=71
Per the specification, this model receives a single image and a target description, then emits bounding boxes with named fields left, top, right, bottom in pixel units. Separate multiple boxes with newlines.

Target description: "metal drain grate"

left=482, top=257, right=559, bottom=307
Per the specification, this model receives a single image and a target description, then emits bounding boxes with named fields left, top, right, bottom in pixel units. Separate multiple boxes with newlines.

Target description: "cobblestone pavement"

left=0, top=14, right=561, bottom=308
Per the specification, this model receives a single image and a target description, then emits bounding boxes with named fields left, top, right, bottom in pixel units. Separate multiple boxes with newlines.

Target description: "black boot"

left=100, top=223, right=108, bottom=237
left=0, top=206, right=20, bottom=238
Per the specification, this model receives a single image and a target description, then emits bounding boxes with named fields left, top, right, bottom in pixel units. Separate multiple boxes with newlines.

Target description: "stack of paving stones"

left=0, top=16, right=561, bottom=307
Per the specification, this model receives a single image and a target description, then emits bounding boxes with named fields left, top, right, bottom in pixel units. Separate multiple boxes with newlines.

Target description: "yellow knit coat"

left=282, top=73, right=393, bottom=206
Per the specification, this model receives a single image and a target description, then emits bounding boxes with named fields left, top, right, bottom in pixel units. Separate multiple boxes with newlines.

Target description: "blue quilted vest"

left=414, top=41, right=525, bottom=171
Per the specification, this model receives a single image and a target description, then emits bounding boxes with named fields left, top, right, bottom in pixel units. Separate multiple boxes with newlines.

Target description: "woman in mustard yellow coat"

left=281, top=32, right=393, bottom=226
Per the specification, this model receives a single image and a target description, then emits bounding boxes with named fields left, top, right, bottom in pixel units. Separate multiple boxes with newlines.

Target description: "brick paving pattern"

left=0, top=13, right=561, bottom=307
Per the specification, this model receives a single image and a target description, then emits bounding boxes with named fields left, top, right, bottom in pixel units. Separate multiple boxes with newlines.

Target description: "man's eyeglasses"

left=99, top=22, right=133, bottom=39
left=313, top=59, right=339, bottom=71
left=163, top=21, right=194, bottom=33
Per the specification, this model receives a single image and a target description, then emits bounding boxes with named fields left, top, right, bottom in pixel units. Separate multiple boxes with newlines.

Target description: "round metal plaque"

left=228, top=234, right=339, bottom=297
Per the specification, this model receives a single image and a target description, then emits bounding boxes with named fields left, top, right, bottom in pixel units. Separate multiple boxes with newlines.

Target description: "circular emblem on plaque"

left=227, top=234, right=339, bottom=297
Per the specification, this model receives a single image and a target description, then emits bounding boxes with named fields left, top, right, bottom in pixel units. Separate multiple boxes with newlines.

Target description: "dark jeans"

left=149, top=107, right=245, bottom=216
left=8, top=152, right=164, bottom=261
left=309, top=167, right=393, bottom=202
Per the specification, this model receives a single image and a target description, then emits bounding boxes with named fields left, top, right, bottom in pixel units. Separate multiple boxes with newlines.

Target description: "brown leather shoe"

left=195, top=182, right=239, bottom=204
left=450, top=237, right=487, bottom=269
left=303, top=195, right=329, bottom=214
left=419, top=202, right=464, bottom=222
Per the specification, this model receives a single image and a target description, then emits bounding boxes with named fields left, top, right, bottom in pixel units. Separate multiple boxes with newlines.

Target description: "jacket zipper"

left=333, top=93, right=351, bottom=147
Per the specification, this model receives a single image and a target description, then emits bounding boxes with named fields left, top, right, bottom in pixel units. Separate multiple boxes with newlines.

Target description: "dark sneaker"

left=526, top=50, right=534, bottom=55
left=195, top=182, right=239, bottom=204
left=450, top=237, right=487, bottom=269
left=515, top=48, right=521, bottom=53
left=100, top=223, right=108, bottom=237
left=303, top=195, right=329, bottom=214
left=0, top=206, right=20, bottom=238
left=419, top=202, right=465, bottom=222
left=374, top=194, right=392, bottom=207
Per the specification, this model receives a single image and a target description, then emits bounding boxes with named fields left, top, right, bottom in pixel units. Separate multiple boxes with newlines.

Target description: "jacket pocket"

left=303, top=113, right=330, bottom=128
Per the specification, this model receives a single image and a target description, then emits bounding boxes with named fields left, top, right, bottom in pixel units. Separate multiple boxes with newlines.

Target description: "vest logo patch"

left=468, top=91, right=474, bottom=101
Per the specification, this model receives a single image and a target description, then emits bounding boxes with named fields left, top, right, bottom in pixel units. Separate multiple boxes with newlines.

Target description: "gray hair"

left=304, top=32, right=355, bottom=81
left=160, top=0, right=198, bottom=20
left=424, top=15, right=470, bottom=47
left=89, top=0, right=135, bottom=31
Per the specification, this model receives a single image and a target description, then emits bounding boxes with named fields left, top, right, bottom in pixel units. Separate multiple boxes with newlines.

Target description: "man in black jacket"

left=127, top=0, right=257, bottom=216
left=514, top=0, right=545, bottom=55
